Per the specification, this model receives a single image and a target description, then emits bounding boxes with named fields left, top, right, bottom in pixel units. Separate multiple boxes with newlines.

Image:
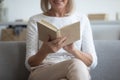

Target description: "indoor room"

left=0, top=0, right=120, bottom=80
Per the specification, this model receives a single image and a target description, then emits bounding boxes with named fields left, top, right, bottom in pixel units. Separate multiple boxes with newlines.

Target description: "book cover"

left=37, top=20, right=80, bottom=45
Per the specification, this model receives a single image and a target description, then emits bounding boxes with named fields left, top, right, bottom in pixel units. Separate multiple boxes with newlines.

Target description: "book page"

left=37, top=21, right=58, bottom=41
left=40, top=20, right=58, bottom=31
left=60, top=22, right=80, bottom=45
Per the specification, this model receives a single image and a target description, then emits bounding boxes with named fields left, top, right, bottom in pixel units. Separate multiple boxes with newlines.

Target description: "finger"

left=66, top=42, right=74, bottom=46
left=58, top=37, right=67, bottom=45
left=50, top=37, right=62, bottom=44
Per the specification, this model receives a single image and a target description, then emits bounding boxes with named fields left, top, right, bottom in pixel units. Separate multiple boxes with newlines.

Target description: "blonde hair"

left=41, top=0, right=75, bottom=15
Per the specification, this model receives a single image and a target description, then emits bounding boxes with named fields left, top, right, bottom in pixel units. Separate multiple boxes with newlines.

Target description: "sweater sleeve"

left=25, top=17, right=39, bottom=71
left=81, top=15, right=97, bottom=69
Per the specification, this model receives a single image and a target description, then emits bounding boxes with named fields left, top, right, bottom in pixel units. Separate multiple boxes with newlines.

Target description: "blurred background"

left=1, top=0, right=120, bottom=21
left=0, top=0, right=120, bottom=41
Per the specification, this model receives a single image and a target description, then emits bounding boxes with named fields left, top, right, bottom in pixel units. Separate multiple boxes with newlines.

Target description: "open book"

left=37, top=20, right=80, bottom=45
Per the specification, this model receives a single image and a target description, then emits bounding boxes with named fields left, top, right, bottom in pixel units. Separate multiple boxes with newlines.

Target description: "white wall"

left=75, top=0, right=120, bottom=20
left=3, top=0, right=120, bottom=21
left=4, top=0, right=41, bottom=21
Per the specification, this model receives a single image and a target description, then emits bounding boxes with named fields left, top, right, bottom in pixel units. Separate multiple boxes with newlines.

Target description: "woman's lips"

left=54, top=0, right=63, bottom=4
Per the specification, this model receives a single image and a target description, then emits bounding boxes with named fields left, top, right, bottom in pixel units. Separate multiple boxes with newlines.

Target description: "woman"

left=25, top=0, right=97, bottom=80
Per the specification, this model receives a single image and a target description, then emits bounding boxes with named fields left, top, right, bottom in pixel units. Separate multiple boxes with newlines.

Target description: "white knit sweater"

left=25, top=12, right=97, bottom=71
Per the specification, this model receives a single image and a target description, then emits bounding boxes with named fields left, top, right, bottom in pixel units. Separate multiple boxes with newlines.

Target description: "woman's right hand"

left=28, top=37, right=66, bottom=67
left=41, top=37, right=67, bottom=54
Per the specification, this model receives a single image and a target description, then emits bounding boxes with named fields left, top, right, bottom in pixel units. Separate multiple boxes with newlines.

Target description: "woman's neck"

left=45, top=8, right=67, bottom=17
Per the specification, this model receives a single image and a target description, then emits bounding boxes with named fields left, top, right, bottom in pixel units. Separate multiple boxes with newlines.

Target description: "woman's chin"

left=55, top=5, right=65, bottom=10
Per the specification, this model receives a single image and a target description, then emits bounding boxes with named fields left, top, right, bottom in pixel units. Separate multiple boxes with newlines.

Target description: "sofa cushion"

left=0, top=41, right=29, bottom=80
left=91, top=40, right=120, bottom=80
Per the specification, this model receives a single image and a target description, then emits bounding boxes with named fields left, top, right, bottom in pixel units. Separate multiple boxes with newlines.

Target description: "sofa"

left=0, top=40, right=120, bottom=80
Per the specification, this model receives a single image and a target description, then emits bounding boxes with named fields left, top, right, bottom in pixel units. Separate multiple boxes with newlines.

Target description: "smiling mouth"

left=54, top=0, right=63, bottom=4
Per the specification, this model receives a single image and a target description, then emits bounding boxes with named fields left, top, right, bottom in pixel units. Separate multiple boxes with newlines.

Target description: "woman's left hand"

left=63, top=43, right=76, bottom=54
left=64, top=43, right=93, bottom=66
